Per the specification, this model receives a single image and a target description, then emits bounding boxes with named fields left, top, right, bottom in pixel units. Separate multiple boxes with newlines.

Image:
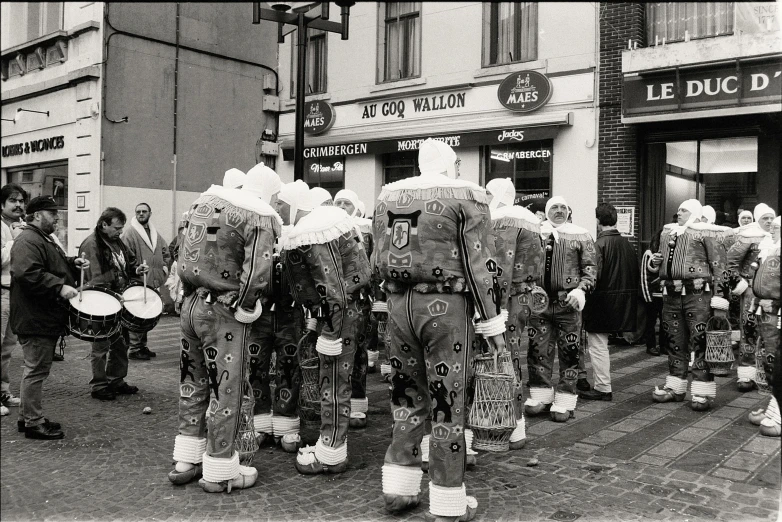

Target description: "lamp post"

left=253, top=1, right=354, bottom=181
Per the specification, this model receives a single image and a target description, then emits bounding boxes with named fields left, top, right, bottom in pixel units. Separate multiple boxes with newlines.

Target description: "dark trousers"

left=645, top=297, right=667, bottom=352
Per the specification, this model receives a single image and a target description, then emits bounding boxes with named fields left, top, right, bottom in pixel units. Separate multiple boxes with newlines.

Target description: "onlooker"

left=121, top=203, right=170, bottom=360
left=1, top=183, right=28, bottom=416
left=581, top=203, right=639, bottom=401
left=10, top=196, right=89, bottom=439
left=79, top=208, right=148, bottom=401
left=641, top=228, right=666, bottom=356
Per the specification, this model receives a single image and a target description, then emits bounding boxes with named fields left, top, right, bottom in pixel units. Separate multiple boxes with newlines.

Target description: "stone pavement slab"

left=1, top=318, right=779, bottom=521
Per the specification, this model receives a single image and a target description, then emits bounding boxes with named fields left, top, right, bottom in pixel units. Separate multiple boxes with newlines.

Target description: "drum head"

left=69, top=289, right=122, bottom=315
left=122, top=286, right=163, bottom=319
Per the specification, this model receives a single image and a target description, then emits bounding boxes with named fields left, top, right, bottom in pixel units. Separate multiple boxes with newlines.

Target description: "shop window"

left=1, top=2, right=64, bottom=51
left=485, top=139, right=552, bottom=210
left=643, top=137, right=759, bottom=238
left=383, top=150, right=420, bottom=185
left=7, top=161, right=68, bottom=251
left=290, top=27, right=327, bottom=98
left=304, top=155, right=345, bottom=197
left=646, top=2, right=734, bottom=45
left=377, top=2, right=421, bottom=83
left=482, top=2, right=538, bottom=67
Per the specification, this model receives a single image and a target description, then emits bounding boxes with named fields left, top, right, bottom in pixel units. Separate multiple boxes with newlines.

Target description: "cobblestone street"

left=1, top=317, right=779, bottom=522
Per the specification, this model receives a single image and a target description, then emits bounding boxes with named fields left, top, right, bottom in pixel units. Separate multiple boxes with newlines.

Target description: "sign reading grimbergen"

left=497, top=71, right=553, bottom=113
left=303, top=100, right=336, bottom=135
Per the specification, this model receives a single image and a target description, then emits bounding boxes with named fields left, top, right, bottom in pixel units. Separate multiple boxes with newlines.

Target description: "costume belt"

left=662, top=279, right=713, bottom=296
left=510, top=281, right=537, bottom=296
left=384, top=277, right=467, bottom=295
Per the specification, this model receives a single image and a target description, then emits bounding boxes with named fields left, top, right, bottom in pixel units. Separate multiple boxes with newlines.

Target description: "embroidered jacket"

left=656, top=223, right=729, bottom=293
left=726, top=223, right=768, bottom=287
left=283, top=206, right=371, bottom=341
left=373, top=173, right=501, bottom=324
left=751, top=242, right=780, bottom=301
left=489, top=206, right=543, bottom=305
left=538, top=221, right=597, bottom=296
left=177, top=185, right=281, bottom=310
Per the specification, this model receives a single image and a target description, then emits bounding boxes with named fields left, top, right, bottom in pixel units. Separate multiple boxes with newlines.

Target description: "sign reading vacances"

left=623, top=59, right=781, bottom=115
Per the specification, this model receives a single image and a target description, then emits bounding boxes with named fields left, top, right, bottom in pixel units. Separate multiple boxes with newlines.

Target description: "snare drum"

left=66, top=287, right=123, bottom=342
left=120, top=284, right=163, bottom=333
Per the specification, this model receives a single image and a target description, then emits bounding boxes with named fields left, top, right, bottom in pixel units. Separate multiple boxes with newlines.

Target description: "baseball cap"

left=27, top=196, right=59, bottom=214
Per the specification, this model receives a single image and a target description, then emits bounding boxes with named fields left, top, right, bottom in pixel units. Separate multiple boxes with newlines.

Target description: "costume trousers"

left=177, top=293, right=247, bottom=460
left=350, top=297, right=370, bottom=400
left=247, top=305, right=302, bottom=417
left=738, top=286, right=759, bottom=370
left=384, top=289, right=471, bottom=489
left=507, top=293, right=532, bottom=420
left=757, top=309, right=779, bottom=388
left=662, top=291, right=712, bottom=382
left=319, top=295, right=363, bottom=448
left=90, top=328, right=129, bottom=391
left=1, top=288, right=18, bottom=395
left=527, top=300, right=582, bottom=395
left=17, top=335, right=56, bottom=427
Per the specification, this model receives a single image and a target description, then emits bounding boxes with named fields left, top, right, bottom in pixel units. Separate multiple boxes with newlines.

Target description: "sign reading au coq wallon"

left=623, top=59, right=781, bottom=116
left=303, top=100, right=336, bottom=135
left=497, top=71, right=553, bottom=112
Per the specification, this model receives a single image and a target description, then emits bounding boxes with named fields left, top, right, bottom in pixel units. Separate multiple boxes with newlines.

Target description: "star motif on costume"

left=224, top=332, right=234, bottom=341
left=453, top=342, right=462, bottom=353
left=324, top=266, right=330, bottom=274
left=473, top=240, right=482, bottom=252
left=452, top=425, right=463, bottom=436
left=221, top=270, right=230, bottom=279
left=192, top=266, right=200, bottom=275
left=199, top=377, right=207, bottom=385
left=451, top=248, right=459, bottom=258
left=401, top=343, right=411, bottom=352
left=401, top=270, right=411, bottom=280
left=566, top=277, right=572, bottom=283
left=189, top=417, right=199, bottom=425
left=353, top=275, right=361, bottom=284
left=689, top=266, right=695, bottom=272
left=262, top=252, right=271, bottom=260
left=180, top=263, right=187, bottom=272
left=509, top=325, right=516, bottom=332
left=412, top=446, right=419, bottom=457
left=222, top=408, right=232, bottom=417
left=453, top=363, right=462, bottom=373
left=407, top=357, right=417, bottom=366
left=342, top=361, right=350, bottom=370
left=224, top=354, right=234, bottom=363
left=410, top=416, right=420, bottom=425
left=450, top=442, right=461, bottom=453
left=390, top=269, right=399, bottom=278
left=432, top=267, right=443, bottom=277
left=344, top=338, right=351, bottom=346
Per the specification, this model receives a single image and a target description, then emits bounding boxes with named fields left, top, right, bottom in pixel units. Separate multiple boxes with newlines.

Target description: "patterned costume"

left=169, top=182, right=281, bottom=492
left=726, top=204, right=775, bottom=391
left=485, top=177, right=543, bottom=447
left=525, top=197, right=596, bottom=422
left=650, top=199, right=730, bottom=411
left=283, top=203, right=371, bottom=474
left=378, top=139, right=503, bottom=521
left=748, top=216, right=780, bottom=437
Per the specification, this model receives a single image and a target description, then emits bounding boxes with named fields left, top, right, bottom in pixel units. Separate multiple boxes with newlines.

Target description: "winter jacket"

left=121, top=217, right=170, bottom=289
left=539, top=221, right=598, bottom=296
left=652, top=223, right=729, bottom=296
left=9, top=224, right=79, bottom=337
left=583, top=229, right=639, bottom=333
left=283, top=206, right=371, bottom=341
left=177, top=185, right=281, bottom=311
left=78, top=228, right=141, bottom=292
left=373, top=174, right=502, bottom=328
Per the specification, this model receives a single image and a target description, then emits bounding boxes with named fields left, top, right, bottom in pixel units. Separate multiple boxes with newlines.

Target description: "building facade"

left=600, top=1, right=781, bottom=248
left=1, top=2, right=279, bottom=254
left=275, top=2, right=600, bottom=228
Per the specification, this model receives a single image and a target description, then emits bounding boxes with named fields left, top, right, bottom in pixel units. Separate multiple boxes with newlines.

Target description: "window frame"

left=377, top=2, right=422, bottom=84
left=1, top=2, right=64, bottom=52
left=289, top=27, right=328, bottom=99
left=481, top=2, right=538, bottom=68
left=645, top=2, right=735, bottom=45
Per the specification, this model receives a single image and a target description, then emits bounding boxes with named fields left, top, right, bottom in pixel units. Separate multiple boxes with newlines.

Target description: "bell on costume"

left=668, top=239, right=676, bottom=248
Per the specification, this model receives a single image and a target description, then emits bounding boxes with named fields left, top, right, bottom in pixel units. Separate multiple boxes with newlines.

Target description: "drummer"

left=10, top=196, right=89, bottom=439
left=78, top=207, right=149, bottom=402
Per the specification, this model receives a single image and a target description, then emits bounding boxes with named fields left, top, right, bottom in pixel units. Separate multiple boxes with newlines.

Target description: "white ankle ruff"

left=272, top=415, right=299, bottom=436
left=663, top=375, right=688, bottom=394
left=690, top=381, right=716, bottom=398
left=382, top=464, right=423, bottom=496
left=429, top=483, right=468, bottom=517
left=315, top=437, right=347, bottom=465
left=421, top=435, right=430, bottom=462
left=253, top=413, right=273, bottom=434
left=550, top=392, right=577, bottom=414
left=736, top=366, right=757, bottom=381
left=202, top=451, right=240, bottom=482
left=172, top=435, right=207, bottom=465
left=350, top=397, right=368, bottom=414
left=509, top=417, right=526, bottom=443
left=765, top=397, right=781, bottom=424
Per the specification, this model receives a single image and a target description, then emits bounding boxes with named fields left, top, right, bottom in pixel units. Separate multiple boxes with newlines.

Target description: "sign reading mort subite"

left=304, top=100, right=336, bottom=135
left=497, top=71, right=553, bottom=112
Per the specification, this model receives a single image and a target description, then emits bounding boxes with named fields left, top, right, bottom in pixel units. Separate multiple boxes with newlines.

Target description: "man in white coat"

left=121, top=203, right=171, bottom=360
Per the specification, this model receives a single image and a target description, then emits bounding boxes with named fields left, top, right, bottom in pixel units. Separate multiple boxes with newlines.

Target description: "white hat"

left=701, top=205, right=716, bottom=224
left=754, top=203, right=776, bottom=222
left=418, top=138, right=458, bottom=178
left=545, top=196, right=570, bottom=219
left=486, top=177, right=515, bottom=211
left=334, top=189, right=360, bottom=216
left=279, top=180, right=312, bottom=223
left=679, top=199, right=703, bottom=221
left=242, top=163, right=281, bottom=204
left=738, top=210, right=753, bottom=223
left=356, top=201, right=366, bottom=218
left=223, top=168, right=246, bottom=189
left=310, top=187, right=333, bottom=206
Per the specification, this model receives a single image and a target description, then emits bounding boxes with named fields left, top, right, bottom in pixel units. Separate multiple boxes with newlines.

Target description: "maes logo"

left=497, top=71, right=552, bottom=113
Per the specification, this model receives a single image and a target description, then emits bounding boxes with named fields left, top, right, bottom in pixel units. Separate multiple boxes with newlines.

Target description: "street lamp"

left=253, top=1, right=355, bottom=181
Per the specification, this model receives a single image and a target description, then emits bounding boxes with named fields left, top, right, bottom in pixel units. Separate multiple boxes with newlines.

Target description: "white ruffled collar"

left=203, top=185, right=283, bottom=225
left=491, top=205, right=540, bottom=224
left=540, top=220, right=590, bottom=241
left=382, top=173, right=484, bottom=192
left=284, top=206, right=355, bottom=248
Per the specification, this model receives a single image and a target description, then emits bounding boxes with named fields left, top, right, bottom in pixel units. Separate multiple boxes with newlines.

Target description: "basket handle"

left=706, top=315, right=731, bottom=332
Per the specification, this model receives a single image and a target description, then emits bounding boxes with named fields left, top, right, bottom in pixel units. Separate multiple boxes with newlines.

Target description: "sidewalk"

left=1, top=316, right=779, bottom=521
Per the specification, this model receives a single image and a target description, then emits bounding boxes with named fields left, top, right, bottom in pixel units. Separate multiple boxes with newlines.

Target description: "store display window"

left=485, top=139, right=553, bottom=209
left=303, top=155, right=345, bottom=197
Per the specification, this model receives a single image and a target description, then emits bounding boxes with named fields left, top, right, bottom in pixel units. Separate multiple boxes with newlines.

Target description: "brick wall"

left=598, top=3, right=645, bottom=247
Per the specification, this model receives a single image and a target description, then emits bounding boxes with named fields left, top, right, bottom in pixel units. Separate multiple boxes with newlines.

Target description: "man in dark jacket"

left=78, top=207, right=148, bottom=401
left=580, top=203, right=639, bottom=401
left=10, top=196, right=89, bottom=439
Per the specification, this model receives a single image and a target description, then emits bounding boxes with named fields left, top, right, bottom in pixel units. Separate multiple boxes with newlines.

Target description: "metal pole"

left=294, top=11, right=307, bottom=181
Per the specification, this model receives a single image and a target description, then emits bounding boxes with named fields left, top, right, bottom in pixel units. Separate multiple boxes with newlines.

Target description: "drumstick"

left=79, top=253, right=86, bottom=303
left=142, top=259, right=147, bottom=304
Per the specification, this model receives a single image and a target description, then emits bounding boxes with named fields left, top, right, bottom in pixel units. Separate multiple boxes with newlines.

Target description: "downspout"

left=172, top=2, right=180, bottom=241
left=585, top=3, right=600, bottom=149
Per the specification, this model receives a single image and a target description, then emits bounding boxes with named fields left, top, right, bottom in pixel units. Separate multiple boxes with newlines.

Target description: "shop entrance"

left=6, top=161, right=68, bottom=250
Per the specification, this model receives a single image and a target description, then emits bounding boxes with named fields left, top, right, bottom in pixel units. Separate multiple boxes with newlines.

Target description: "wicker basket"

left=296, top=332, right=321, bottom=429
left=468, top=353, right=516, bottom=452
left=235, top=384, right=259, bottom=466
left=705, top=316, right=734, bottom=376
left=755, top=346, right=772, bottom=396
